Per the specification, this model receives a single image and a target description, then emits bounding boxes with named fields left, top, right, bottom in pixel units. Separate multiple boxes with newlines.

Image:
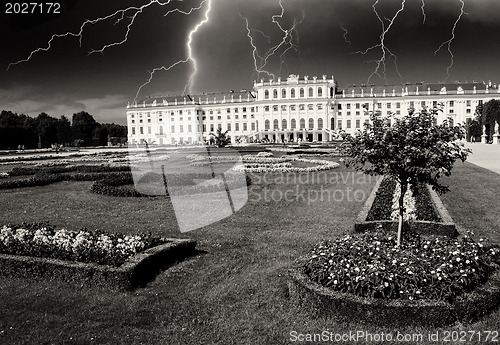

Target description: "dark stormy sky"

left=1, top=0, right=499, bottom=125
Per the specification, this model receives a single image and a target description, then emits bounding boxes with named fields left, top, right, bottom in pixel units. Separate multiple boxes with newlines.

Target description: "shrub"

left=303, top=229, right=499, bottom=303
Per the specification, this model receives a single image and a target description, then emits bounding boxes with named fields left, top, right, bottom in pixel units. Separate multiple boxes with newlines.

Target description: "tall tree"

left=56, top=115, right=73, bottom=145
left=343, top=108, right=470, bottom=247
left=35, top=112, right=58, bottom=148
left=481, top=99, right=500, bottom=136
left=72, top=111, right=97, bottom=146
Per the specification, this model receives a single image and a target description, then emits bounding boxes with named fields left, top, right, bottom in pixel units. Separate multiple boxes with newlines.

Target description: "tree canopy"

left=481, top=99, right=500, bottom=136
left=0, top=110, right=126, bottom=149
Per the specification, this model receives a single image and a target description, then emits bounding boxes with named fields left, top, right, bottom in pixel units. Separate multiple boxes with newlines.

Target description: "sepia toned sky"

left=1, top=0, right=499, bottom=125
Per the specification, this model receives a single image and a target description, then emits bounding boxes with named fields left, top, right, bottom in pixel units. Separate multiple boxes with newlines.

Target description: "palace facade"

left=126, top=74, right=500, bottom=145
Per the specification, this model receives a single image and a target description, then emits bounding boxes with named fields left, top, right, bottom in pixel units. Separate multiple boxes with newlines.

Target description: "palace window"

left=265, top=90, right=269, bottom=99
left=308, top=118, right=314, bottom=130
left=299, top=88, right=305, bottom=97
left=318, top=118, right=323, bottom=130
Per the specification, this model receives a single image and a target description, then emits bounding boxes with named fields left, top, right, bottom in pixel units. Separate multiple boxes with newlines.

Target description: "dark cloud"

left=1, top=0, right=499, bottom=124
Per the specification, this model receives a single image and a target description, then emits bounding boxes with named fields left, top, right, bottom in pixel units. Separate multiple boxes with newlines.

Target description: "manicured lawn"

left=0, top=157, right=499, bottom=344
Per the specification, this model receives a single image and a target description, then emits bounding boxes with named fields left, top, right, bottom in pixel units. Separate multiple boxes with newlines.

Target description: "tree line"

left=0, top=110, right=127, bottom=150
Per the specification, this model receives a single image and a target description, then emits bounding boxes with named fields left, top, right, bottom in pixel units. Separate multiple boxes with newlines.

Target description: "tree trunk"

left=396, top=181, right=408, bottom=248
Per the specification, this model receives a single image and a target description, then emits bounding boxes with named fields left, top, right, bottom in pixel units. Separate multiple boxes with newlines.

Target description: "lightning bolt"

left=354, top=0, right=405, bottom=84
left=7, top=0, right=213, bottom=101
left=183, top=0, right=212, bottom=95
left=7, top=1, right=178, bottom=70
left=134, top=59, right=189, bottom=103
left=240, top=0, right=304, bottom=80
left=340, top=25, right=352, bottom=47
left=434, top=0, right=466, bottom=81
left=134, top=0, right=211, bottom=101
left=420, top=0, right=426, bottom=24
left=240, top=15, right=275, bottom=79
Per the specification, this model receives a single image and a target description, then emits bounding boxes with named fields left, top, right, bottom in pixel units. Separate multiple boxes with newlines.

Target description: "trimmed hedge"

left=91, top=172, right=252, bottom=198
left=288, top=256, right=500, bottom=327
left=0, top=171, right=133, bottom=190
left=0, top=238, right=197, bottom=291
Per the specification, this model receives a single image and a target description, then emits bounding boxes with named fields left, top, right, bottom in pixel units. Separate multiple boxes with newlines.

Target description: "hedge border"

left=354, top=177, right=458, bottom=237
left=0, top=238, right=196, bottom=291
left=288, top=256, right=500, bottom=327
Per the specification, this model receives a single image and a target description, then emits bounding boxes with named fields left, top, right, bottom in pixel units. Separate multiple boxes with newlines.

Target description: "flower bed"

left=0, top=223, right=164, bottom=267
left=187, top=154, right=339, bottom=173
left=356, top=176, right=457, bottom=236
left=0, top=223, right=197, bottom=290
left=289, top=230, right=500, bottom=326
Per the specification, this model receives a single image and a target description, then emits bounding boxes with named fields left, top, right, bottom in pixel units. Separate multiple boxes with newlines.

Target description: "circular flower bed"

left=187, top=154, right=339, bottom=173
left=303, top=230, right=499, bottom=302
left=0, top=223, right=165, bottom=267
left=289, top=230, right=500, bottom=326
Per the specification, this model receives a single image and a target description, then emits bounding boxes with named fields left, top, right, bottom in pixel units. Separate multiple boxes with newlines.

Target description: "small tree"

left=210, top=128, right=231, bottom=148
left=343, top=108, right=470, bottom=247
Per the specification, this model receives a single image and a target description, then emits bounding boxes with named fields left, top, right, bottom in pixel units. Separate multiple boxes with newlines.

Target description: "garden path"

left=464, top=143, right=500, bottom=175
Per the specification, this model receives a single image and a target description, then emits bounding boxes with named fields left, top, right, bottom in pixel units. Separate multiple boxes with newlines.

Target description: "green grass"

left=0, top=157, right=499, bottom=344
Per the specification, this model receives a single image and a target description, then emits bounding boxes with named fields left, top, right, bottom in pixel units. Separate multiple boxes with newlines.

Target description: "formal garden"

left=0, top=110, right=499, bottom=344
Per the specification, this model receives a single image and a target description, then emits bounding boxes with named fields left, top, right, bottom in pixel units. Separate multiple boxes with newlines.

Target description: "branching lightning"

left=240, top=0, right=304, bottom=80
left=240, top=15, right=274, bottom=79
left=7, top=1, right=176, bottom=70
left=353, top=0, right=405, bottom=84
left=7, top=0, right=213, bottom=101
left=434, top=0, right=466, bottom=81
left=134, top=0, right=211, bottom=101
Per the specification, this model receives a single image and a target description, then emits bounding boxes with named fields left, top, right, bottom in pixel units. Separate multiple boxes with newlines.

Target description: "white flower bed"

left=186, top=153, right=339, bottom=172
left=391, top=182, right=417, bottom=221
left=256, top=152, right=274, bottom=157
left=0, top=225, right=150, bottom=265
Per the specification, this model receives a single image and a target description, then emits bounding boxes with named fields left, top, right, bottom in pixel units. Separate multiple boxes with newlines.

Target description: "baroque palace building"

left=126, top=74, right=500, bottom=145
